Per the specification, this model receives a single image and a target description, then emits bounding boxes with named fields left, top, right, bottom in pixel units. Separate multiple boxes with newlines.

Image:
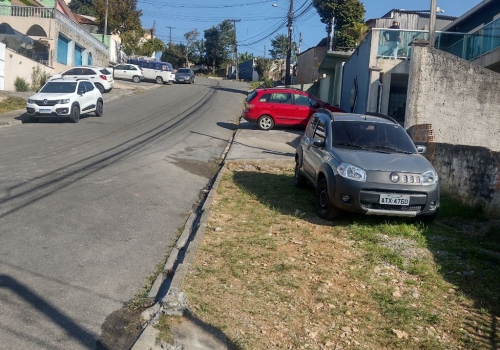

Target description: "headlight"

left=337, top=163, right=366, bottom=182
left=422, top=170, right=438, bottom=186
left=58, top=99, right=70, bottom=104
left=28, top=99, right=34, bottom=104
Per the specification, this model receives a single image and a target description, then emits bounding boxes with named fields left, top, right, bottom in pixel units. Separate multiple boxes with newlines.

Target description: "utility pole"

left=228, top=19, right=241, bottom=80
left=429, top=0, right=437, bottom=47
left=264, top=44, right=266, bottom=59
left=329, top=16, right=335, bottom=51
left=166, top=26, right=175, bottom=45
left=103, top=0, right=108, bottom=44
left=298, top=32, right=302, bottom=54
left=285, top=0, right=293, bottom=86
left=152, top=20, right=156, bottom=40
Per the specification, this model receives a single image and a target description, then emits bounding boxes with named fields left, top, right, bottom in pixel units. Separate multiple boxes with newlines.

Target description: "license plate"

left=379, top=194, right=410, bottom=205
left=40, top=109, right=51, bottom=114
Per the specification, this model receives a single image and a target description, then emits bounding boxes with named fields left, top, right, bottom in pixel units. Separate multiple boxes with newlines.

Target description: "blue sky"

left=137, top=0, right=482, bottom=57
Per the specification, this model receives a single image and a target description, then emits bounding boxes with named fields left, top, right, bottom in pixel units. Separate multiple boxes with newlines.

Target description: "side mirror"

left=416, top=145, right=427, bottom=154
left=311, top=138, right=325, bottom=148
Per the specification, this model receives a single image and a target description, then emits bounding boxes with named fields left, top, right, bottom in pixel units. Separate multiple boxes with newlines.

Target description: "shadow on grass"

left=232, top=169, right=500, bottom=348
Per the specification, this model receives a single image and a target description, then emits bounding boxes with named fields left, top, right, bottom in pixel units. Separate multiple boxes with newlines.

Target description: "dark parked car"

left=294, top=110, right=440, bottom=222
left=175, top=68, right=195, bottom=84
left=242, top=87, right=344, bottom=130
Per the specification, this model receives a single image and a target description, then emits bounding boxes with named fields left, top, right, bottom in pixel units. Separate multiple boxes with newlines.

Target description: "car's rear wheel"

left=133, top=75, right=141, bottom=83
left=257, top=115, right=274, bottom=130
left=294, top=158, right=307, bottom=188
left=315, top=179, right=340, bottom=220
left=70, top=105, right=80, bottom=123
left=156, top=76, right=164, bottom=84
left=95, top=84, right=105, bottom=94
left=95, top=100, right=103, bottom=117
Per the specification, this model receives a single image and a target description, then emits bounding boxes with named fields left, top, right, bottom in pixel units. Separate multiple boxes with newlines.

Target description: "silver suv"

left=26, top=78, right=104, bottom=123
left=294, top=110, right=440, bottom=222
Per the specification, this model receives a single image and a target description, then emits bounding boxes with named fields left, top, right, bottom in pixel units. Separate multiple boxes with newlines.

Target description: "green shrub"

left=262, top=78, right=274, bottom=88
left=31, top=66, right=49, bottom=91
left=14, top=77, right=29, bottom=92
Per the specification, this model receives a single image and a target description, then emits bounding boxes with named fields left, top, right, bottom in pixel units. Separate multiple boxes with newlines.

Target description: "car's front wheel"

left=294, top=158, right=307, bottom=188
left=315, top=179, right=340, bottom=220
left=257, top=115, right=274, bottom=130
left=156, top=76, right=164, bottom=84
left=95, top=100, right=103, bottom=117
left=70, top=105, right=80, bottom=123
left=133, top=75, right=141, bottom=83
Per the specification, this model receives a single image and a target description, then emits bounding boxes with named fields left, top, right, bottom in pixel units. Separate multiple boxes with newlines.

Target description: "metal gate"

left=57, top=34, right=69, bottom=65
left=74, top=44, right=83, bottom=66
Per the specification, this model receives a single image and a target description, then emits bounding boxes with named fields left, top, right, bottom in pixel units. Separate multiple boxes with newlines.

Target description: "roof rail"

left=364, top=112, right=398, bottom=124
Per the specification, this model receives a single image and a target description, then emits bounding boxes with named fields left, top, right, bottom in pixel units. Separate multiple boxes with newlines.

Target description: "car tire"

left=156, top=76, right=164, bottom=84
left=70, top=105, right=80, bottom=123
left=416, top=209, right=439, bottom=224
left=29, top=116, right=39, bottom=123
left=133, top=75, right=141, bottom=83
left=95, top=99, right=103, bottom=117
left=257, top=115, right=274, bottom=130
left=294, top=159, right=307, bottom=188
left=315, top=179, right=340, bottom=220
left=95, top=84, right=105, bottom=94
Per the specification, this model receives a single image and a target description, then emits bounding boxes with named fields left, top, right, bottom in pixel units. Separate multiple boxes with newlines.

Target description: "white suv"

left=112, top=63, right=144, bottom=83
left=48, top=66, right=114, bottom=93
left=26, top=78, right=104, bottom=123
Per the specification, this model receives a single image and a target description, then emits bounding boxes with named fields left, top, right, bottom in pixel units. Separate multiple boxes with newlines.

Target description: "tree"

left=139, top=38, right=166, bottom=57
left=161, top=43, right=188, bottom=68
left=184, top=29, right=202, bottom=65
left=313, top=0, right=365, bottom=50
left=254, top=57, right=272, bottom=81
left=93, top=0, right=142, bottom=36
left=68, top=0, right=97, bottom=16
left=203, top=20, right=234, bottom=74
left=238, top=51, right=254, bottom=63
left=269, top=34, right=298, bottom=62
left=121, top=29, right=146, bottom=56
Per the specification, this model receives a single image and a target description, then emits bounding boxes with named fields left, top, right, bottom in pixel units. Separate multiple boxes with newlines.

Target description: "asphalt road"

left=0, top=77, right=248, bottom=349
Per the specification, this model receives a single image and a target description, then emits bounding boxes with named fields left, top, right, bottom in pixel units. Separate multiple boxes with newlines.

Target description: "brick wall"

left=408, top=124, right=434, bottom=143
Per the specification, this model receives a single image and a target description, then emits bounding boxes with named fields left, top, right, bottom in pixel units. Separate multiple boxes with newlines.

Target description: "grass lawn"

left=170, top=165, right=499, bottom=349
left=0, top=97, right=26, bottom=114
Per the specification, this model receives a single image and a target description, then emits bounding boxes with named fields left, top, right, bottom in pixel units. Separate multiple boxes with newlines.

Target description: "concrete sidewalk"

left=131, top=121, right=301, bottom=350
left=0, top=81, right=162, bottom=127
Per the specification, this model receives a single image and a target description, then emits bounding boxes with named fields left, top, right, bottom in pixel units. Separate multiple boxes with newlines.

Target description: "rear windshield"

left=40, top=82, right=77, bottom=93
left=246, top=90, right=258, bottom=103
left=100, top=68, right=111, bottom=75
left=332, top=120, right=417, bottom=153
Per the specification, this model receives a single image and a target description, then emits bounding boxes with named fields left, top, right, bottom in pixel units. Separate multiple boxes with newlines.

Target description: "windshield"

left=39, top=82, right=77, bottom=93
left=177, top=69, right=190, bottom=73
left=332, top=120, right=417, bottom=154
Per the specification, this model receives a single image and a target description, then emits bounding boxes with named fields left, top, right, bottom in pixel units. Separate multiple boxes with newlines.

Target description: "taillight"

left=246, top=103, right=254, bottom=110
left=99, top=75, right=107, bottom=80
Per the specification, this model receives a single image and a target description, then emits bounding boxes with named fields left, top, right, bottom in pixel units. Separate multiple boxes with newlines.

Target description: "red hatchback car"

left=242, top=87, right=344, bottom=130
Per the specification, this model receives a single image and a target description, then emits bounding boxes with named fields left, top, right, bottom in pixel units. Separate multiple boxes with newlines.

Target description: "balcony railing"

left=377, top=29, right=469, bottom=60
left=0, top=5, right=54, bottom=18
left=0, top=24, right=51, bottom=66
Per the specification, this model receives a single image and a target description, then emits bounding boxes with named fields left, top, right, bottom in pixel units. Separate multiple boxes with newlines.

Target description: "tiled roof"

left=74, top=13, right=96, bottom=25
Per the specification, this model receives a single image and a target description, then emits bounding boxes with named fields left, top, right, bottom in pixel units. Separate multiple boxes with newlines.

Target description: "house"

left=338, top=5, right=500, bottom=213
left=0, top=0, right=109, bottom=90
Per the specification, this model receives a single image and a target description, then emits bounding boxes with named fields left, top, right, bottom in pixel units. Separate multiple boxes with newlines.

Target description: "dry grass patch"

left=0, top=96, right=26, bottom=114
left=181, top=166, right=500, bottom=349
